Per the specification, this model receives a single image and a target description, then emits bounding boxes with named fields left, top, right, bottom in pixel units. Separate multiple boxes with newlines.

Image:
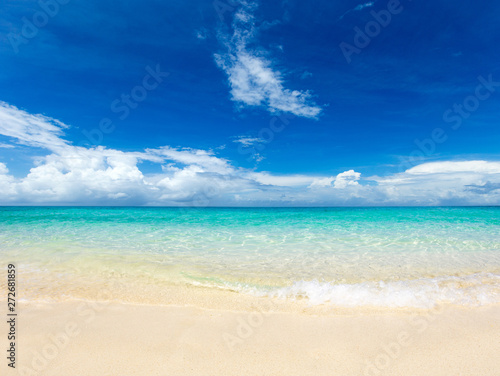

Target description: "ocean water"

left=0, top=207, right=499, bottom=308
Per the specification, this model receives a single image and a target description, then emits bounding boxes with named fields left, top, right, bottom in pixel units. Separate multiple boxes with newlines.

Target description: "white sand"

left=4, top=300, right=499, bottom=376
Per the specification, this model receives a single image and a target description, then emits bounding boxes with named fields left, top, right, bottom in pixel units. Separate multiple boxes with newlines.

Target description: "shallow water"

left=1, top=207, right=499, bottom=308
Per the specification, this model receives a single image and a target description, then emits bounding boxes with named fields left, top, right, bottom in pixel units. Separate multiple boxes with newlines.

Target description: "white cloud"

left=372, top=161, right=500, bottom=205
left=336, top=1, right=376, bottom=22
left=233, top=136, right=266, bottom=146
left=14, top=147, right=148, bottom=203
left=0, top=162, right=8, bottom=174
left=1, top=102, right=500, bottom=206
left=308, top=176, right=335, bottom=188
left=354, top=2, right=375, bottom=11
left=0, top=101, right=69, bottom=150
left=0, top=162, right=16, bottom=199
left=308, top=171, right=362, bottom=190
left=214, top=3, right=322, bottom=118
left=406, top=161, right=500, bottom=175
left=248, top=172, right=317, bottom=187
left=232, top=136, right=267, bottom=163
left=147, top=146, right=232, bottom=175
left=195, top=28, right=208, bottom=40
left=334, top=169, right=361, bottom=189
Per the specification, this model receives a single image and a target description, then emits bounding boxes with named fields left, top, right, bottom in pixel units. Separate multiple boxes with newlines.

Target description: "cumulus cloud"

left=334, top=169, right=361, bottom=189
left=308, top=176, right=335, bottom=188
left=248, top=172, right=317, bottom=187
left=372, top=161, right=500, bottom=205
left=0, top=162, right=16, bottom=198
left=1, top=101, right=500, bottom=206
left=214, top=2, right=322, bottom=118
left=308, top=171, right=361, bottom=189
left=147, top=146, right=232, bottom=175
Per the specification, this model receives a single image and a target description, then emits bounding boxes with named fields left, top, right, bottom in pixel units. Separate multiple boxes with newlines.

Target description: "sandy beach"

left=5, top=299, right=500, bottom=376
left=1, top=208, right=499, bottom=375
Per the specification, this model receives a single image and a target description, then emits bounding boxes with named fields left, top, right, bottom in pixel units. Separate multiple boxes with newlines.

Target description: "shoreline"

left=4, top=300, right=500, bottom=375
left=5, top=269, right=500, bottom=314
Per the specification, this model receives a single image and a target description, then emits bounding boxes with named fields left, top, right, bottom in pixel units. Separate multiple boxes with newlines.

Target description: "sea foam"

left=259, top=273, right=500, bottom=308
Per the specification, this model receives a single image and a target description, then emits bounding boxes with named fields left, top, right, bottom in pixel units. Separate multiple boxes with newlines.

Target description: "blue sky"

left=0, top=0, right=499, bottom=205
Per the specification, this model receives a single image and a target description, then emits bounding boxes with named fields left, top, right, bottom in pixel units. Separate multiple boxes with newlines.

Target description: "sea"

left=1, top=206, right=499, bottom=309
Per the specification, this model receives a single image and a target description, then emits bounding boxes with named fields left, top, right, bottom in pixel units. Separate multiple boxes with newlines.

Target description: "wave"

left=189, top=272, right=500, bottom=309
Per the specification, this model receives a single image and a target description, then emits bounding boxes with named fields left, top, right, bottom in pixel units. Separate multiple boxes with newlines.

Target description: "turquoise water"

left=1, top=207, right=499, bottom=308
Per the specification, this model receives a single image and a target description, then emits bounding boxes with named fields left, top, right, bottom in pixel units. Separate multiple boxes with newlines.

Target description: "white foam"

left=266, top=273, right=500, bottom=308
left=211, top=273, right=500, bottom=308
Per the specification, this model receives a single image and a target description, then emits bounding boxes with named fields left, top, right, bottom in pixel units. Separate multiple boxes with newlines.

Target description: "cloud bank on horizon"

left=1, top=101, right=499, bottom=206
